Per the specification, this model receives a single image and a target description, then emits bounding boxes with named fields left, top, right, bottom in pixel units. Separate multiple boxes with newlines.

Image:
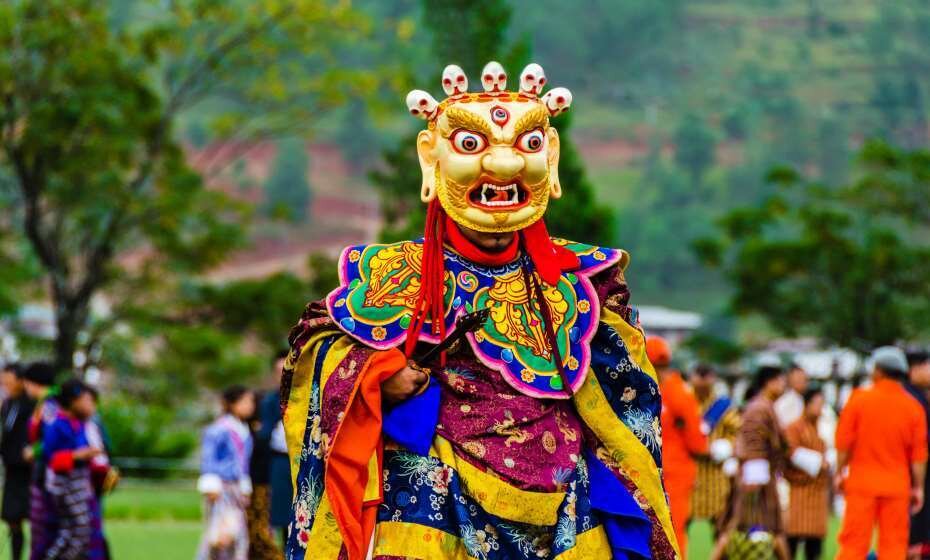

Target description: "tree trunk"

left=53, top=297, right=88, bottom=374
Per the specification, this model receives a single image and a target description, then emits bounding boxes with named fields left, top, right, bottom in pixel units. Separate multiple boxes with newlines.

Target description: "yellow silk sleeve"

left=574, top=307, right=680, bottom=557
left=574, top=373, right=679, bottom=558
left=600, top=306, right=658, bottom=383
left=283, top=329, right=353, bottom=491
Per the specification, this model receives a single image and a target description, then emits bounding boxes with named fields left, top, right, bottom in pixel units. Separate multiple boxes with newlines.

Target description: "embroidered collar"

left=327, top=239, right=622, bottom=399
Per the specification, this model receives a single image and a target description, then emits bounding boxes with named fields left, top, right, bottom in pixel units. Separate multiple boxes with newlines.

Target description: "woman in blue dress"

left=42, top=378, right=107, bottom=560
left=197, top=385, right=255, bottom=560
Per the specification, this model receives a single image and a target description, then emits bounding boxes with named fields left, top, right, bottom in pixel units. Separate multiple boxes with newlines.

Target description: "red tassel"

left=406, top=208, right=578, bottom=363
left=404, top=200, right=447, bottom=365
left=521, top=220, right=580, bottom=285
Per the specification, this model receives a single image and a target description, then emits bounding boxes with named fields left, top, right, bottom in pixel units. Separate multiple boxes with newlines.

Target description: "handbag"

left=725, top=527, right=776, bottom=560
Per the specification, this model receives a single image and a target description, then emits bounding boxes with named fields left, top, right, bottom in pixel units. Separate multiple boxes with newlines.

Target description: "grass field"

left=106, top=520, right=201, bottom=559
left=10, top=480, right=842, bottom=559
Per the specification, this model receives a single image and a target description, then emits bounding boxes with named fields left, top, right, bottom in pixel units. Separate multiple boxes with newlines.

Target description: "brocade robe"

left=724, top=395, right=786, bottom=536
left=280, top=239, right=678, bottom=559
left=692, top=393, right=740, bottom=523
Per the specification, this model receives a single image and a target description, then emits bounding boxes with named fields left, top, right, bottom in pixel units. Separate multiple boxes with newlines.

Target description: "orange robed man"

left=835, top=346, right=928, bottom=560
left=649, top=335, right=709, bottom=558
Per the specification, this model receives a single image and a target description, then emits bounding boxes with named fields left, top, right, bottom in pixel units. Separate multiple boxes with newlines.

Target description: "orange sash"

left=324, top=348, right=406, bottom=560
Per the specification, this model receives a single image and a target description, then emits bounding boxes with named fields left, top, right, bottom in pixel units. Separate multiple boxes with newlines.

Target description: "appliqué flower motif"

left=426, top=465, right=453, bottom=495
left=461, top=440, right=487, bottom=458
left=607, top=356, right=636, bottom=380
left=498, top=523, right=552, bottom=557
left=563, top=482, right=577, bottom=517
left=577, top=300, right=590, bottom=313
left=290, top=475, right=322, bottom=550
left=521, top=369, right=536, bottom=382
left=372, top=326, right=387, bottom=341
left=348, top=249, right=361, bottom=263
left=461, top=523, right=501, bottom=559
left=624, top=408, right=660, bottom=453
left=306, top=416, right=330, bottom=459
left=542, top=431, right=557, bottom=454
left=555, top=514, right=577, bottom=548
left=621, top=386, right=637, bottom=402
left=294, top=504, right=311, bottom=529
left=565, top=356, right=579, bottom=370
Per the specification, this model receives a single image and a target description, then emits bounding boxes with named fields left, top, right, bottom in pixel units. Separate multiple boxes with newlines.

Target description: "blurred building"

left=637, top=305, right=703, bottom=347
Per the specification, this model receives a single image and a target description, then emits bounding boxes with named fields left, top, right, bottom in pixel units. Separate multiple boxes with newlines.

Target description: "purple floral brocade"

left=431, top=349, right=583, bottom=492
left=319, top=345, right=374, bottom=438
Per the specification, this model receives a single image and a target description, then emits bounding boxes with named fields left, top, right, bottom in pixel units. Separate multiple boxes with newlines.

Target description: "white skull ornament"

left=405, top=90, right=439, bottom=120
left=519, top=63, right=547, bottom=96
left=481, top=61, right=507, bottom=93
left=441, top=64, right=468, bottom=96
left=541, top=87, right=572, bottom=115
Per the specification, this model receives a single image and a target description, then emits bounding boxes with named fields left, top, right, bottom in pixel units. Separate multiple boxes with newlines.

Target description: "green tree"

left=816, top=113, right=850, bottom=185
left=694, top=142, right=930, bottom=350
left=264, top=138, right=311, bottom=221
left=373, top=0, right=527, bottom=242
left=806, top=0, right=824, bottom=37
left=871, top=78, right=904, bottom=141
left=674, top=113, right=716, bottom=189
left=513, top=0, right=686, bottom=104
left=0, top=0, right=370, bottom=373
left=373, top=0, right=611, bottom=245
left=545, top=112, right=614, bottom=244
left=421, top=0, right=514, bottom=78
left=370, top=138, right=428, bottom=242
left=617, top=144, right=720, bottom=306
left=103, top=250, right=337, bottom=399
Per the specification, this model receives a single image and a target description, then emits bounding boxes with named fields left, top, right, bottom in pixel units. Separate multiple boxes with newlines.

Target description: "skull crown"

left=405, top=61, right=573, bottom=123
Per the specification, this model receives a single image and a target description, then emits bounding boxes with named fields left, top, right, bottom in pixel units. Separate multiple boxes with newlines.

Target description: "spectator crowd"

left=2, top=342, right=928, bottom=559
left=0, top=361, right=116, bottom=560
left=648, top=337, right=930, bottom=560
left=0, top=352, right=291, bottom=560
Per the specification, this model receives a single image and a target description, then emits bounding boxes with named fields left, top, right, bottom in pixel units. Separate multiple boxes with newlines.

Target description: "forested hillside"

left=372, top=0, right=930, bottom=312
left=110, top=0, right=930, bottom=312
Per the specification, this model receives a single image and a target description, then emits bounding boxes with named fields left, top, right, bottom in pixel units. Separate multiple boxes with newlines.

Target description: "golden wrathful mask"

left=406, top=62, right=573, bottom=233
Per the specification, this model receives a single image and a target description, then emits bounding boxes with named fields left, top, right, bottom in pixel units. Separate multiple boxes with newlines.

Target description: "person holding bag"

left=784, top=386, right=830, bottom=559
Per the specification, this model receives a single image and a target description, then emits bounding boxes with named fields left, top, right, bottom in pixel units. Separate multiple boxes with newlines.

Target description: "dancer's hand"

left=381, top=365, right=428, bottom=405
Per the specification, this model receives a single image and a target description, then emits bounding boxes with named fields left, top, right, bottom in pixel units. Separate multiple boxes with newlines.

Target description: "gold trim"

left=574, top=371, right=680, bottom=557
left=284, top=329, right=342, bottom=489
left=373, top=522, right=469, bottom=559
left=371, top=520, right=612, bottom=559
left=302, top=494, right=344, bottom=560
left=429, top=436, right=564, bottom=526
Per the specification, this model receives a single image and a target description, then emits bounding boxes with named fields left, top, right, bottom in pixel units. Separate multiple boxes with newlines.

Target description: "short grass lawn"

left=12, top=479, right=843, bottom=559
left=106, top=520, right=201, bottom=559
